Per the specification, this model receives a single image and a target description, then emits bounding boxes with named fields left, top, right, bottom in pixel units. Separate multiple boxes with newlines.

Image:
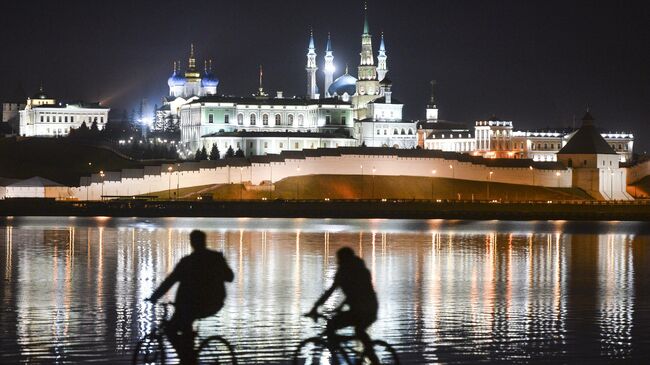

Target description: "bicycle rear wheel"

left=196, top=335, right=237, bottom=365
left=133, top=333, right=166, bottom=365
left=360, top=340, right=399, bottom=365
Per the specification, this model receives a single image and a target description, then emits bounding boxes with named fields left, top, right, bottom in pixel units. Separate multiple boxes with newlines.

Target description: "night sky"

left=2, top=0, right=649, bottom=151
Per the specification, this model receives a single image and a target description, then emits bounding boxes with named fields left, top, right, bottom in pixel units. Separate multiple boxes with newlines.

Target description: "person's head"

left=336, top=247, right=356, bottom=266
left=190, top=230, right=207, bottom=250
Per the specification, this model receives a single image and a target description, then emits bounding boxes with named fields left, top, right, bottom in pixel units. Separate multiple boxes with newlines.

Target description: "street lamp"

left=167, top=166, right=173, bottom=200
left=269, top=163, right=273, bottom=200
left=360, top=165, right=364, bottom=199
left=487, top=170, right=493, bottom=200
left=99, top=170, right=105, bottom=201
left=239, top=167, right=243, bottom=201
left=449, top=164, right=454, bottom=179
left=176, top=163, right=180, bottom=200
left=431, top=169, right=437, bottom=200
left=529, top=165, right=534, bottom=185
left=372, top=167, right=376, bottom=199
left=296, top=166, right=301, bottom=200
left=556, top=171, right=561, bottom=188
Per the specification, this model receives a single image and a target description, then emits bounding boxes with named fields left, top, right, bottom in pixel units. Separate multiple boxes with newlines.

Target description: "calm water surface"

left=1, top=217, right=650, bottom=364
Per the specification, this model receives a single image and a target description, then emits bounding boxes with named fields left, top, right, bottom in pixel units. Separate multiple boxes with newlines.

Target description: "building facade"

left=18, top=86, right=109, bottom=137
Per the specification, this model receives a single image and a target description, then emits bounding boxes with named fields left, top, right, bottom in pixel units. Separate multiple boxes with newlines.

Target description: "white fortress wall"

left=72, top=152, right=572, bottom=200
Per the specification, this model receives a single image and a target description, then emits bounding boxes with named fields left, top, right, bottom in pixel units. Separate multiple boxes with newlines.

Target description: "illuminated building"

left=18, top=84, right=109, bottom=137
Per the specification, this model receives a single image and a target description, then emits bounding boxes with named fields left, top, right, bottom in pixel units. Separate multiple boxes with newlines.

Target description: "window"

left=47, top=116, right=50, bottom=123
left=208, top=114, right=214, bottom=123
left=377, top=130, right=381, bottom=135
left=394, top=129, right=398, bottom=135
left=100, top=117, right=104, bottom=123
left=70, top=116, right=74, bottom=123
left=279, top=143, right=284, bottom=148
left=288, top=114, right=294, bottom=126
left=264, top=142, right=268, bottom=148
left=262, top=114, right=269, bottom=125
left=65, top=116, right=68, bottom=123
left=249, top=142, right=253, bottom=148
left=384, top=130, right=387, bottom=135
left=341, top=116, right=346, bottom=125
left=325, top=115, right=331, bottom=124
left=275, top=114, right=281, bottom=126
left=298, top=114, right=304, bottom=126
left=40, top=115, right=44, bottom=122
left=250, top=114, right=256, bottom=125
left=237, top=114, right=244, bottom=125
left=294, top=142, right=299, bottom=149
left=224, top=115, right=229, bottom=124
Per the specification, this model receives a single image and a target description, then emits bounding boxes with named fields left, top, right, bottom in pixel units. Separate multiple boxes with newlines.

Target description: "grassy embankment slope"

left=629, top=176, right=650, bottom=198
left=151, top=175, right=593, bottom=201
left=0, top=137, right=163, bottom=186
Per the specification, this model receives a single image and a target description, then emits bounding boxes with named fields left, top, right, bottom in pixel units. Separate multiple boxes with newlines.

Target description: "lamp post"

left=99, top=170, right=105, bottom=201
left=360, top=165, right=364, bottom=199
left=372, top=167, right=376, bottom=199
left=431, top=169, right=437, bottom=200
left=176, top=164, right=180, bottom=200
left=449, top=164, right=454, bottom=179
left=487, top=171, right=493, bottom=200
left=556, top=171, right=561, bottom=188
left=269, top=163, right=273, bottom=200
left=296, top=166, right=301, bottom=200
left=239, top=167, right=243, bottom=201
left=529, top=165, right=534, bottom=185
left=167, top=166, right=173, bottom=200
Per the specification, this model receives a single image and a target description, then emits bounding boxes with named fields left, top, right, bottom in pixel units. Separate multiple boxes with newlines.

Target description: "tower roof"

left=379, top=32, right=386, bottom=52
left=308, top=29, right=315, bottom=50
left=558, top=112, right=617, bottom=155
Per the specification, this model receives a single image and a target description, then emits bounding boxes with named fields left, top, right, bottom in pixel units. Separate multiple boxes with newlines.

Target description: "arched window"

left=237, top=113, right=243, bottom=125
left=298, top=114, right=304, bottom=126
left=249, top=113, right=256, bottom=125
left=401, top=129, right=406, bottom=135
left=262, top=114, right=269, bottom=125
left=275, top=114, right=281, bottom=126
left=288, top=114, right=294, bottom=126
left=384, top=130, right=387, bottom=135
left=393, top=129, right=398, bottom=135
left=377, top=129, right=381, bottom=135
left=408, top=129, right=413, bottom=135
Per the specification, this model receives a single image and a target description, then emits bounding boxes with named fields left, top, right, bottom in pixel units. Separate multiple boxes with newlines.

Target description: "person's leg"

left=355, top=314, right=379, bottom=365
left=165, top=310, right=196, bottom=364
left=326, top=311, right=355, bottom=365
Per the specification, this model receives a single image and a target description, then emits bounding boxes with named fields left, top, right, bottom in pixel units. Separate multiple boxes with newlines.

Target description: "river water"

left=1, top=217, right=649, bottom=364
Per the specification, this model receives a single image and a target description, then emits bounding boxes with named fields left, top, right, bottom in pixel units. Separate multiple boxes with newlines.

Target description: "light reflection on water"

left=1, top=217, right=649, bottom=364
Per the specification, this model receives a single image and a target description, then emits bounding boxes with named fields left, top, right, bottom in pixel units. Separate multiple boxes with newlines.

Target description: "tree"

left=195, top=148, right=202, bottom=162
left=225, top=146, right=235, bottom=158
left=235, top=148, right=245, bottom=158
left=209, top=145, right=220, bottom=160
left=200, top=146, right=208, bottom=160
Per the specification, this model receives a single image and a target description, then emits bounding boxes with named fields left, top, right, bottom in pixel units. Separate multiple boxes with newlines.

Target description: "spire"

left=429, top=80, right=437, bottom=107
left=377, top=31, right=388, bottom=81
left=256, top=64, right=267, bottom=97
left=39, top=81, right=44, bottom=93
left=308, top=28, right=315, bottom=50
left=188, top=43, right=196, bottom=70
left=363, top=1, right=369, bottom=34
left=379, top=32, right=386, bottom=52
left=345, top=64, right=349, bottom=74
left=326, top=32, right=332, bottom=52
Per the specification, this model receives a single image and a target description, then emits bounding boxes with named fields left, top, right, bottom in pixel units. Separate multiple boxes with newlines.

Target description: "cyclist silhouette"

left=147, top=230, right=234, bottom=364
left=307, top=246, right=379, bottom=364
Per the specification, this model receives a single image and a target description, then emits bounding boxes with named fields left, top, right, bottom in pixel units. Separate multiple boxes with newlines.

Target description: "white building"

left=179, top=94, right=356, bottom=157
left=18, top=85, right=109, bottom=137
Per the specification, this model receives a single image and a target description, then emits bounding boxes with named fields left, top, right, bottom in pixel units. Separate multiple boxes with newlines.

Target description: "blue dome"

left=168, top=71, right=186, bottom=87
left=328, top=74, right=357, bottom=96
left=201, top=72, right=219, bottom=88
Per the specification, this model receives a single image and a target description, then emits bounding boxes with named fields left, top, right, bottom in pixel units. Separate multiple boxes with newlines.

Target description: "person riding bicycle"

left=307, top=246, right=379, bottom=364
left=147, top=230, right=234, bottom=364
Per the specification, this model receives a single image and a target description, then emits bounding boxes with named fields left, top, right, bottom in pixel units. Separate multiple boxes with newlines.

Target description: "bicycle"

left=293, top=311, right=399, bottom=365
left=133, top=302, right=237, bottom=364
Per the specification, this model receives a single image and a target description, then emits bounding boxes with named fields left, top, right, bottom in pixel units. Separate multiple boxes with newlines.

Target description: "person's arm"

left=308, top=282, right=337, bottom=315
left=148, top=262, right=182, bottom=303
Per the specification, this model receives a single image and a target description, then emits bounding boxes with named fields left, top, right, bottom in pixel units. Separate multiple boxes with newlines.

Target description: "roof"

left=202, top=130, right=355, bottom=139
left=417, top=120, right=470, bottom=130
left=369, top=96, right=402, bottom=104
left=189, top=95, right=351, bottom=106
left=7, top=176, right=64, bottom=188
left=33, top=101, right=107, bottom=109
left=557, top=113, right=617, bottom=155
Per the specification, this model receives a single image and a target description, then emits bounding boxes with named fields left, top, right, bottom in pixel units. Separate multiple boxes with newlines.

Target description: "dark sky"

left=2, top=0, right=649, bottom=151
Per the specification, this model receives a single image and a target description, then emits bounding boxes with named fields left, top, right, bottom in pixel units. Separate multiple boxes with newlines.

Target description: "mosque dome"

left=328, top=73, right=357, bottom=96
left=168, top=70, right=186, bottom=87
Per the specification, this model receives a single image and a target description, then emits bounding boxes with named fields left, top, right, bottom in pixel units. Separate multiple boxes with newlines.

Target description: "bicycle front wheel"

left=133, top=333, right=166, bottom=365
left=197, top=335, right=237, bottom=365
left=359, top=340, right=399, bottom=365
left=294, top=337, right=341, bottom=365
